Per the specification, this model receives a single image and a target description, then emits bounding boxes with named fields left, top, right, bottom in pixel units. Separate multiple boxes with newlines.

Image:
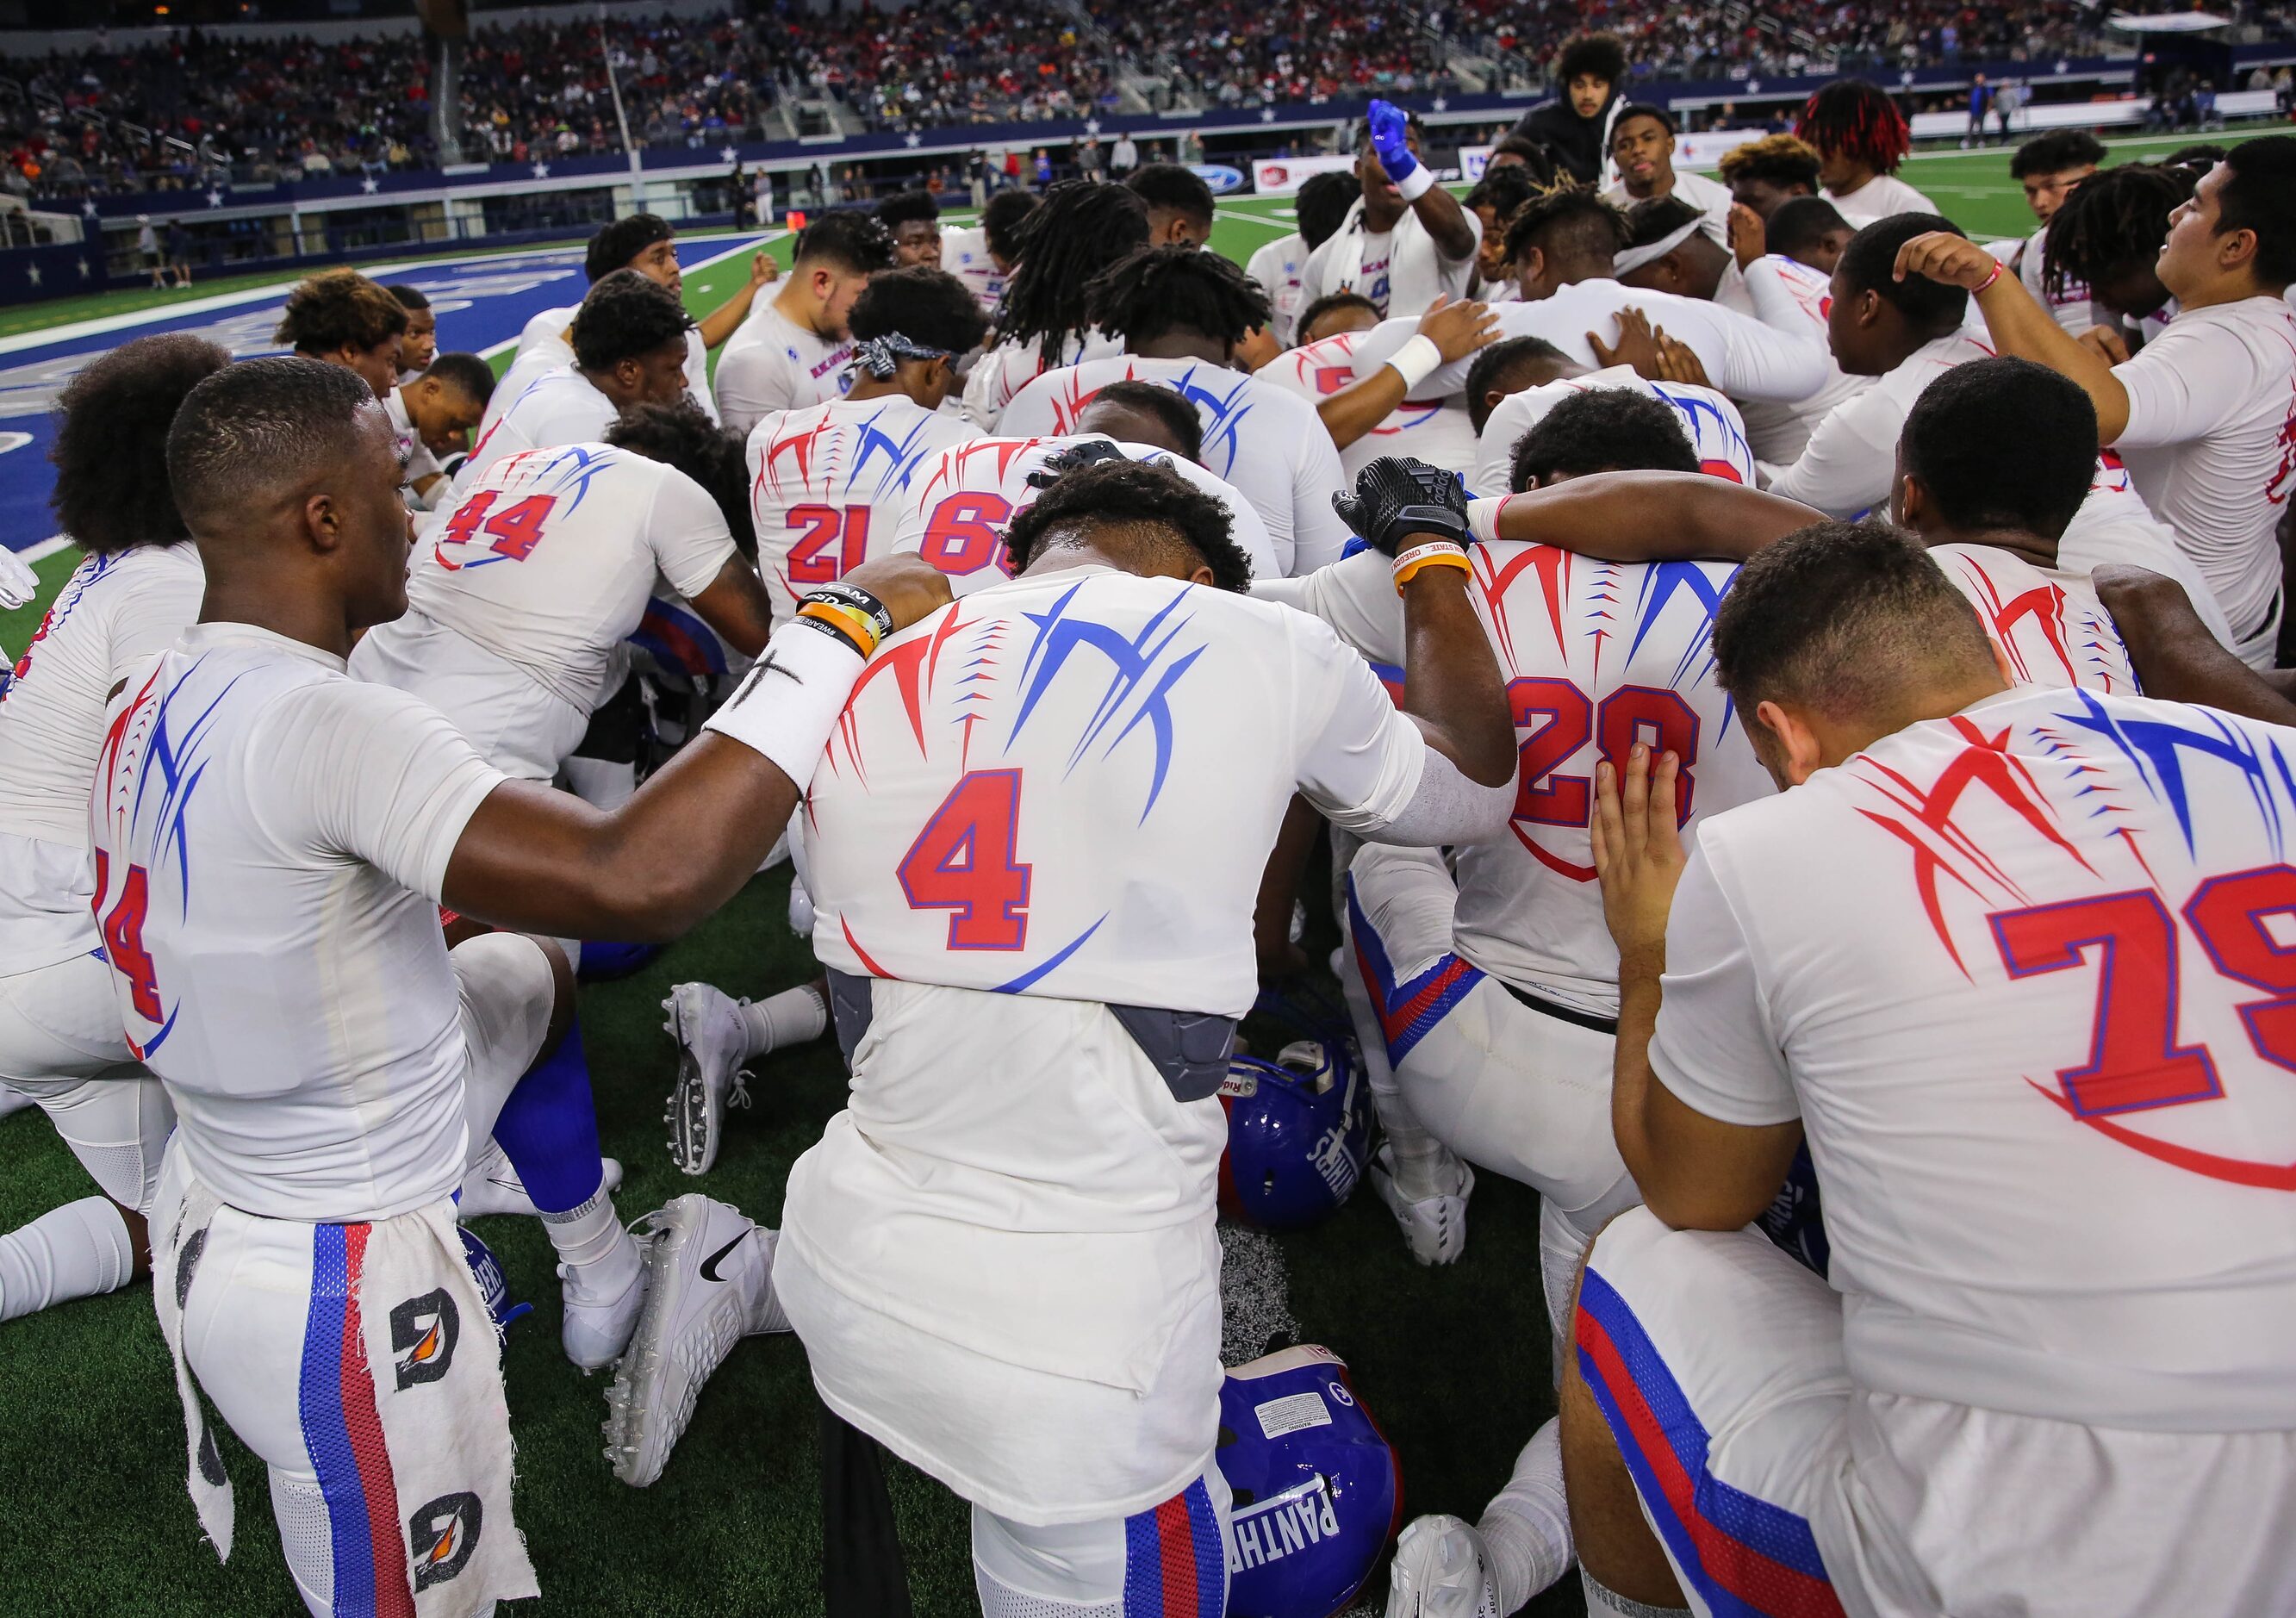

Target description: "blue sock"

left=490, top=1017, right=606, bottom=1215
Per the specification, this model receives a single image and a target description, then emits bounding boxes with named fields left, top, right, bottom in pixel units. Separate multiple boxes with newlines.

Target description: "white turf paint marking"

left=19, top=533, right=72, bottom=565
left=476, top=229, right=787, bottom=359
left=0, top=229, right=780, bottom=360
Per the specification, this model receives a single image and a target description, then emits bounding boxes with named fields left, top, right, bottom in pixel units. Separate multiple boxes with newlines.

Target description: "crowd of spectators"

left=1088, top=0, right=1456, bottom=109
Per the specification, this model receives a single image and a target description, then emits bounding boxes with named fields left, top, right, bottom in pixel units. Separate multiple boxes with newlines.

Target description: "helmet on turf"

left=1218, top=990, right=1368, bottom=1229
left=1218, top=1345, right=1403, bottom=1617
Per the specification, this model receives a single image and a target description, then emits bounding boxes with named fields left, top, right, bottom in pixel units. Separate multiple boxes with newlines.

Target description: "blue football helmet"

left=1218, top=1345, right=1403, bottom=1618
left=1218, top=990, right=1369, bottom=1229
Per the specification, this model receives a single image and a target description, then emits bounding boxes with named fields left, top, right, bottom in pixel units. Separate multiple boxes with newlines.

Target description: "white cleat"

left=1370, top=1141, right=1473, bottom=1266
left=661, top=982, right=754, bottom=1176
left=1386, top=1514, right=1503, bottom=1618
left=603, top=1193, right=788, bottom=1487
left=459, top=1144, right=623, bottom=1220
left=560, top=1231, right=647, bottom=1372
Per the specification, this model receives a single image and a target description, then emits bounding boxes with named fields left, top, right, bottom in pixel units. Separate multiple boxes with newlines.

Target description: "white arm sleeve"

left=2112, top=322, right=2252, bottom=449
left=1761, top=384, right=1902, bottom=515
left=1355, top=743, right=1515, bottom=847
left=1646, top=834, right=1800, bottom=1126
left=260, top=680, right=507, bottom=903
left=1251, top=548, right=1405, bottom=665
left=1702, top=261, right=1829, bottom=404
left=1345, top=316, right=1434, bottom=388
left=645, top=464, right=742, bottom=600
left=1288, top=611, right=1428, bottom=831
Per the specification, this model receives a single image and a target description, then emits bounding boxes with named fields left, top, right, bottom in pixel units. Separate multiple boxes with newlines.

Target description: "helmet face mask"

left=1218, top=1345, right=1403, bottom=1617
left=1217, top=992, right=1370, bottom=1229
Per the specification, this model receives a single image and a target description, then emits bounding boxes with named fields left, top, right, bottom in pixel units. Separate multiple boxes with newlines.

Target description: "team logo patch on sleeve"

left=389, top=1289, right=460, bottom=1389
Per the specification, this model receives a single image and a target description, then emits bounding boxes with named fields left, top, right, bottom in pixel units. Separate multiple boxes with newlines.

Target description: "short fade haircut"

left=2219, top=135, right=2296, bottom=287
left=53, top=333, right=230, bottom=556
left=1610, top=103, right=1676, bottom=140
left=1295, top=290, right=1381, bottom=340
left=569, top=269, right=695, bottom=372
left=1123, top=163, right=1216, bottom=229
left=166, top=355, right=381, bottom=537
left=1295, top=170, right=1363, bottom=252
left=1087, top=245, right=1270, bottom=346
left=1901, top=357, right=2097, bottom=540
left=384, top=283, right=431, bottom=313
left=1837, top=213, right=1968, bottom=333
left=1712, top=519, right=1996, bottom=721
left=1489, top=136, right=1562, bottom=185
left=875, top=189, right=942, bottom=232
left=421, top=352, right=498, bottom=408
left=793, top=209, right=896, bottom=277
left=1503, top=184, right=1629, bottom=268
left=606, top=399, right=757, bottom=559
left=1555, top=32, right=1627, bottom=87
left=1465, top=335, right=1573, bottom=434
left=1004, top=458, right=1254, bottom=592
left=1077, top=378, right=1204, bottom=463
left=586, top=213, right=676, bottom=283
left=2009, top=130, right=2106, bottom=179
left=846, top=265, right=991, bottom=357
left=982, top=189, right=1041, bottom=262
left=1717, top=134, right=1821, bottom=192
left=274, top=268, right=408, bottom=354
left=1510, top=388, right=1696, bottom=491
left=1766, top=196, right=1851, bottom=258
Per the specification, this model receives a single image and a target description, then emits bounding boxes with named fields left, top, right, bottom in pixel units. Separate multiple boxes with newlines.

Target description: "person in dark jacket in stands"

left=1508, top=33, right=1628, bottom=186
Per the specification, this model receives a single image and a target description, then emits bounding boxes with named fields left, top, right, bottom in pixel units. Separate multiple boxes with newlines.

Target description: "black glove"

left=1024, top=438, right=1130, bottom=490
left=1330, top=456, right=1470, bottom=557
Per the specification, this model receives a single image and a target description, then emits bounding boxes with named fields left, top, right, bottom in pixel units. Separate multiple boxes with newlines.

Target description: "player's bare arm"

left=1315, top=297, right=1498, bottom=450
left=683, top=552, right=781, bottom=656
left=1895, top=229, right=2132, bottom=439
left=1479, top=470, right=1822, bottom=563
left=2091, top=563, right=2296, bottom=723
left=442, top=554, right=951, bottom=941
left=1592, top=742, right=1801, bottom=1229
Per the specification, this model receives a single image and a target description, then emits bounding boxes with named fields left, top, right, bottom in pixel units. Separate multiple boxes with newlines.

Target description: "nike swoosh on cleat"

left=697, top=1231, right=751, bottom=1284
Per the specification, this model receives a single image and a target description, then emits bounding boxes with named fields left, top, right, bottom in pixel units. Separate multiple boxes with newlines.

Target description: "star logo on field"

left=720, top=145, right=738, bottom=162
left=204, top=188, right=223, bottom=207
left=532, top=161, right=551, bottom=178
left=905, top=132, right=922, bottom=147
left=25, top=264, right=39, bottom=286
left=360, top=176, right=379, bottom=194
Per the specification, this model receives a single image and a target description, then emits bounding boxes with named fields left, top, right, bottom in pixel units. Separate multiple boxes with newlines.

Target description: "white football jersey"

left=1472, top=366, right=1757, bottom=496
left=90, top=622, right=505, bottom=1223
left=488, top=302, right=716, bottom=433
left=1260, top=542, right=1771, bottom=1015
left=1255, top=330, right=1481, bottom=483
left=748, top=395, right=980, bottom=605
left=1764, top=331, right=1995, bottom=518
left=1655, top=683, right=2296, bottom=1431
left=957, top=329, right=1126, bottom=430
left=0, top=544, right=203, bottom=972
left=997, top=354, right=1353, bottom=576
left=1246, top=231, right=1311, bottom=348
left=457, top=365, right=618, bottom=491
left=398, top=443, right=737, bottom=712
left=941, top=225, right=1008, bottom=314
left=714, top=302, right=855, bottom=439
left=1930, top=542, right=2137, bottom=694
left=889, top=434, right=1280, bottom=593
left=1715, top=253, right=1872, bottom=463
left=2061, top=451, right=2238, bottom=650
left=801, top=567, right=1427, bottom=1019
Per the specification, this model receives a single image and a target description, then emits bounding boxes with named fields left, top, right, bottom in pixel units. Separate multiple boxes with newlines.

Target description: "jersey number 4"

left=787, top=503, right=870, bottom=585
left=898, top=769, right=1030, bottom=949
left=90, top=849, right=161, bottom=1024
left=1992, top=865, right=2296, bottom=1117
left=439, top=490, right=558, bottom=566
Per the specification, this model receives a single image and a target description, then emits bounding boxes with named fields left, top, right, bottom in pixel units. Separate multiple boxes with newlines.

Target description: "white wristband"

left=1384, top=333, right=1446, bottom=393
left=1393, top=164, right=1436, bottom=203
left=701, top=620, right=865, bottom=793
left=1466, top=495, right=1505, bottom=545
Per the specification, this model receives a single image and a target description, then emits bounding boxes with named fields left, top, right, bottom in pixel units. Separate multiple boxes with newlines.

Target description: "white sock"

left=561, top=755, right=636, bottom=812
left=0, top=1197, right=134, bottom=1322
left=1581, top=1570, right=1690, bottom=1618
left=542, top=1188, right=634, bottom=1285
left=1480, top=1419, right=1574, bottom=1612
left=737, top=983, right=828, bottom=1061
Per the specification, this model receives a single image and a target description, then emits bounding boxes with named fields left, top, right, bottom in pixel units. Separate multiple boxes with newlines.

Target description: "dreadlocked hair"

left=994, top=180, right=1151, bottom=361
left=1503, top=182, right=1629, bottom=270
left=2043, top=163, right=2193, bottom=298
left=1086, top=245, right=1271, bottom=347
left=1795, top=80, right=1910, bottom=173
